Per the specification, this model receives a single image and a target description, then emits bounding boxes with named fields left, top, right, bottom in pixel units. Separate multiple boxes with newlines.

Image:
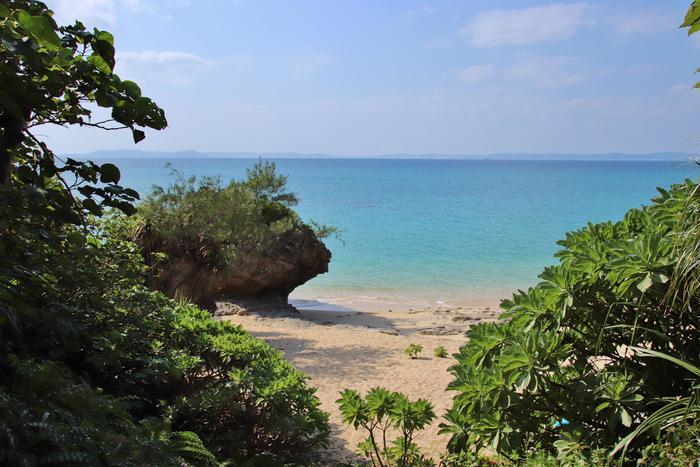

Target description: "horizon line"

left=67, top=149, right=698, bottom=161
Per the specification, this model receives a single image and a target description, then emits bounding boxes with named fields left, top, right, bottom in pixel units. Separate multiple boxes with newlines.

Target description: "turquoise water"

left=106, top=157, right=697, bottom=306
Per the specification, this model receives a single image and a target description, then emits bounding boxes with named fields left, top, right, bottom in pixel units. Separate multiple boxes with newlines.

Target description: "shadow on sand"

left=288, top=298, right=398, bottom=331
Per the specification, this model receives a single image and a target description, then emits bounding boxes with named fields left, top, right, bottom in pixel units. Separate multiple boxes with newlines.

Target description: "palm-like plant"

left=611, top=347, right=700, bottom=463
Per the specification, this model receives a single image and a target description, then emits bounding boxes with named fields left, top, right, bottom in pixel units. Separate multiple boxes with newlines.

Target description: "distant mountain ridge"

left=70, top=149, right=696, bottom=161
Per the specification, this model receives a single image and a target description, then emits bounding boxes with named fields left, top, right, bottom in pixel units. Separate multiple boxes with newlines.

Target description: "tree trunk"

left=0, top=114, right=25, bottom=185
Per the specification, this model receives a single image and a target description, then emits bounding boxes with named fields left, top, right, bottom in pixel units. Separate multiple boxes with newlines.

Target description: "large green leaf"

left=16, top=10, right=60, bottom=50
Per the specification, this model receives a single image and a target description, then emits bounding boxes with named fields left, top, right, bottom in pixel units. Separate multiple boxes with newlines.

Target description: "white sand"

left=221, top=300, right=502, bottom=464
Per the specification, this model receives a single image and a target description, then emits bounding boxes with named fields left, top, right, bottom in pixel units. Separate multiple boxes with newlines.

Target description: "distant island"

left=71, top=149, right=696, bottom=161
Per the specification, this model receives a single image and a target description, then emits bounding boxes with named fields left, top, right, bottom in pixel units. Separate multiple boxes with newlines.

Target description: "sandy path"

left=221, top=304, right=500, bottom=464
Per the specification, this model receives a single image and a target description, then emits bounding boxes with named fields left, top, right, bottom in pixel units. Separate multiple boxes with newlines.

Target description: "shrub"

left=336, top=387, right=436, bottom=466
left=434, top=346, right=448, bottom=358
left=638, top=421, right=700, bottom=466
left=138, top=163, right=302, bottom=269
left=439, top=449, right=608, bottom=466
left=0, top=181, right=330, bottom=463
left=441, top=180, right=700, bottom=462
left=405, top=343, right=424, bottom=359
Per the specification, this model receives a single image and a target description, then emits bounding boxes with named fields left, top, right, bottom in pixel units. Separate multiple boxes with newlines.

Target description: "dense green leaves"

left=0, top=2, right=329, bottom=464
left=131, top=160, right=335, bottom=305
left=442, top=179, right=700, bottom=462
left=1, top=170, right=330, bottom=464
left=0, top=0, right=165, bottom=209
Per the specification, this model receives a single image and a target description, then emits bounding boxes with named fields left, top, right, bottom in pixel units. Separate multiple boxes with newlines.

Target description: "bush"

left=0, top=179, right=330, bottom=464
left=138, top=163, right=301, bottom=269
left=434, top=346, right=448, bottom=358
left=441, top=180, right=700, bottom=462
left=405, top=343, right=424, bottom=359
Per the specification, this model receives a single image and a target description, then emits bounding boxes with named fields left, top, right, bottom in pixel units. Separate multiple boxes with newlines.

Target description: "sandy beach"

left=220, top=298, right=503, bottom=464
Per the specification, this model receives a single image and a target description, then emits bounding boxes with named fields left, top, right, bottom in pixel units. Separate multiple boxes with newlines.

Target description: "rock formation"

left=138, top=224, right=331, bottom=312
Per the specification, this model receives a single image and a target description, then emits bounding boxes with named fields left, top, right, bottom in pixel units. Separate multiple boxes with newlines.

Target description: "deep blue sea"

left=104, top=157, right=698, bottom=308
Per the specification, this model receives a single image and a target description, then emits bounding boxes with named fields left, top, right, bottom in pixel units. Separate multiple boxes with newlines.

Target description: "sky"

left=40, top=0, right=700, bottom=156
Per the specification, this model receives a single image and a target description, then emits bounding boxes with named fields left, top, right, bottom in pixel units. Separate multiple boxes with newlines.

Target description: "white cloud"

left=406, top=5, right=436, bottom=19
left=609, top=9, right=676, bottom=35
left=423, top=34, right=454, bottom=49
left=628, top=63, right=665, bottom=75
left=455, top=56, right=594, bottom=88
left=289, top=51, right=332, bottom=79
left=51, top=0, right=185, bottom=26
left=52, top=0, right=116, bottom=26
left=456, top=64, right=495, bottom=84
left=506, top=54, right=589, bottom=88
left=463, top=3, right=589, bottom=47
left=117, top=51, right=211, bottom=85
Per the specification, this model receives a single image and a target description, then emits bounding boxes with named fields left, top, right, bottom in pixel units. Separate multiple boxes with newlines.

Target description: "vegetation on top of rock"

left=126, top=161, right=336, bottom=308
left=0, top=2, right=329, bottom=464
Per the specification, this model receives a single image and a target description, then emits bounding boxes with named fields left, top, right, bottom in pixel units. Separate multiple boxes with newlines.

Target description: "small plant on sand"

left=337, top=387, right=436, bottom=467
left=405, top=343, right=423, bottom=359
left=434, top=346, right=448, bottom=358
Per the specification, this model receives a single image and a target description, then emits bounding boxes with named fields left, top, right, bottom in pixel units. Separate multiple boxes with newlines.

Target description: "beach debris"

left=418, top=327, right=462, bottom=336
left=214, top=300, right=300, bottom=317
left=452, top=315, right=481, bottom=322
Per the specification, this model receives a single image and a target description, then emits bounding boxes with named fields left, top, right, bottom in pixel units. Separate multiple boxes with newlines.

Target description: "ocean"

left=104, top=157, right=698, bottom=309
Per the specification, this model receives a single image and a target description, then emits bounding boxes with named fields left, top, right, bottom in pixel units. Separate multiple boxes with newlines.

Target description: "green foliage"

left=442, top=179, right=700, bottom=462
left=638, top=421, right=700, bottom=466
left=404, top=343, right=423, bottom=359
left=1, top=176, right=330, bottom=463
left=682, top=1, right=700, bottom=88
left=0, top=0, right=165, bottom=206
left=439, top=449, right=608, bottom=467
left=138, top=162, right=301, bottom=268
left=0, top=2, right=329, bottom=464
left=336, top=388, right=436, bottom=467
left=434, top=346, right=448, bottom=359
left=610, top=347, right=700, bottom=460
left=132, top=160, right=336, bottom=304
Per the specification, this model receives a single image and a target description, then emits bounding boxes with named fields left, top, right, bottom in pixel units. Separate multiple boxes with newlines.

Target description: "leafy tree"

left=245, top=158, right=299, bottom=206
left=0, top=0, right=165, bottom=216
left=0, top=1, right=329, bottom=464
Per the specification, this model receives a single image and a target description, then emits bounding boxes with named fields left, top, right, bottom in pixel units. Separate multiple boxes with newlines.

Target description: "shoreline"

left=289, top=287, right=510, bottom=314
left=220, top=295, right=503, bottom=462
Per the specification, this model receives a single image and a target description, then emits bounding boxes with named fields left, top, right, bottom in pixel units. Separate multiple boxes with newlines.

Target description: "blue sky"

left=42, top=0, right=700, bottom=155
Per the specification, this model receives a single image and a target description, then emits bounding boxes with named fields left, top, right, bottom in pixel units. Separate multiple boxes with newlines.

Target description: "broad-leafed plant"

left=441, top=179, right=699, bottom=463
left=405, top=343, right=424, bottom=359
left=337, top=387, right=436, bottom=467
